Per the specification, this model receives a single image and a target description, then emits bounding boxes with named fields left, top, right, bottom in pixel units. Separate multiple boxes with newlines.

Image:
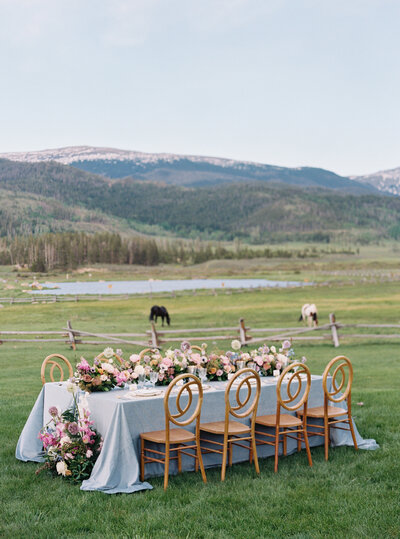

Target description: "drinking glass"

left=138, top=373, right=146, bottom=390
left=198, top=367, right=207, bottom=386
left=149, top=371, right=158, bottom=388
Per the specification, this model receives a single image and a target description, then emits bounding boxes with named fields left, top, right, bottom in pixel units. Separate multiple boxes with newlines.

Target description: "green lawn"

left=1, top=279, right=399, bottom=538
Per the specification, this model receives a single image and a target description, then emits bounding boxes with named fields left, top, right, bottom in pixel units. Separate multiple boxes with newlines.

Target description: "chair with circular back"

left=297, top=355, right=358, bottom=460
left=199, top=368, right=261, bottom=481
left=41, top=353, right=74, bottom=385
left=254, top=362, right=312, bottom=472
left=95, top=350, right=123, bottom=365
left=140, top=373, right=207, bottom=490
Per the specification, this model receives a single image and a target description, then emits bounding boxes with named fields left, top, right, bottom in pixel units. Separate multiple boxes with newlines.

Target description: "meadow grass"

left=0, top=279, right=400, bottom=538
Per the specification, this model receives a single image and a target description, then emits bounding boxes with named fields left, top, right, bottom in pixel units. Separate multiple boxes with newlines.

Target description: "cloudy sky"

left=0, top=0, right=399, bottom=175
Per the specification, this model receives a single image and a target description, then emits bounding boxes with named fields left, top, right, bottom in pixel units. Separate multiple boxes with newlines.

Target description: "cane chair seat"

left=299, top=405, right=347, bottom=418
left=200, top=420, right=251, bottom=436
left=141, top=428, right=196, bottom=444
left=256, top=413, right=302, bottom=428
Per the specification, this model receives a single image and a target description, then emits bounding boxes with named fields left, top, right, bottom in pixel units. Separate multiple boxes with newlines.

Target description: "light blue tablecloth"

left=16, top=376, right=378, bottom=494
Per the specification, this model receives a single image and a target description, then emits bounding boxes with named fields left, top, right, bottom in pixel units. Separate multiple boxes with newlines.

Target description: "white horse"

left=299, top=303, right=318, bottom=327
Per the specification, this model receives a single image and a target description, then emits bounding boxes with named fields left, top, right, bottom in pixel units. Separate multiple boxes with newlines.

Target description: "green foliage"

left=1, top=159, right=400, bottom=244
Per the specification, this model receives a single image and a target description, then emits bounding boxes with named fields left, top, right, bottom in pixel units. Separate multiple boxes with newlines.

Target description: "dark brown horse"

left=149, top=305, right=171, bottom=326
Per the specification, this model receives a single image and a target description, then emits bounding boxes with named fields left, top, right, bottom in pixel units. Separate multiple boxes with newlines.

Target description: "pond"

left=30, top=278, right=312, bottom=296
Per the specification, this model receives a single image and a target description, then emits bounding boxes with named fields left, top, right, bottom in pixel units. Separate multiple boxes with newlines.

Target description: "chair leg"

left=228, top=441, right=233, bottom=467
left=348, top=415, right=358, bottom=451
left=164, top=443, right=170, bottom=491
left=177, top=446, right=182, bottom=473
left=324, top=416, right=329, bottom=461
left=297, top=428, right=302, bottom=452
left=274, top=426, right=280, bottom=473
left=140, top=436, right=145, bottom=482
left=196, top=438, right=207, bottom=484
left=283, top=433, right=287, bottom=456
left=251, top=434, right=260, bottom=475
left=302, top=427, right=313, bottom=467
left=221, top=435, right=228, bottom=481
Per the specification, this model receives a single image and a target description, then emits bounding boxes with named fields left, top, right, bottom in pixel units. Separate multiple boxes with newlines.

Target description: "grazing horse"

left=149, top=305, right=171, bottom=326
left=299, top=303, right=318, bottom=327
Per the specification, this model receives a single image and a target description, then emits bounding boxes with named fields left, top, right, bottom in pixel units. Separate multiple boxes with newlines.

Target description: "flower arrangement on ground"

left=37, top=388, right=102, bottom=482
left=75, top=348, right=125, bottom=392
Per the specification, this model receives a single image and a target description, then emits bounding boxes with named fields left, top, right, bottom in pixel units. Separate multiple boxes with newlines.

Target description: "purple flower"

left=180, top=341, right=191, bottom=353
left=68, top=422, right=79, bottom=435
left=48, top=406, right=59, bottom=417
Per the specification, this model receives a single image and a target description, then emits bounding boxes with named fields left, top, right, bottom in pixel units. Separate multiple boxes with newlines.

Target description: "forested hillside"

left=1, top=159, right=399, bottom=244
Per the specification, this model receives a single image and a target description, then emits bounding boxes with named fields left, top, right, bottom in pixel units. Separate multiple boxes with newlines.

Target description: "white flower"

left=103, top=347, right=114, bottom=359
left=60, top=435, right=72, bottom=445
left=129, top=354, right=140, bottom=363
left=277, top=354, right=289, bottom=366
left=86, top=449, right=93, bottom=458
left=270, top=346, right=276, bottom=354
left=66, top=381, right=78, bottom=394
left=134, top=364, right=145, bottom=376
left=56, top=461, right=69, bottom=476
left=166, top=349, right=175, bottom=359
left=100, top=374, right=108, bottom=381
left=231, top=340, right=241, bottom=351
left=101, top=362, right=114, bottom=374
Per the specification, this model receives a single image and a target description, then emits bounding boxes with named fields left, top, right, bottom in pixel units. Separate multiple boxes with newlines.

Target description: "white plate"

left=232, top=378, right=258, bottom=386
left=120, top=389, right=163, bottom=399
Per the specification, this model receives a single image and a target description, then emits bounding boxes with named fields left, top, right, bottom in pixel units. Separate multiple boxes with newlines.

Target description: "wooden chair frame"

left=140, top=373, right=207, bottom=490
left=41, top=354, right=73, bottom=385
left=254, top=362, right=312, bottom=472
left=297, top=355, right=358, bottom=460
left=95, top=351, right=123, bottom=365
left=200, top=368, right=261, bottom=481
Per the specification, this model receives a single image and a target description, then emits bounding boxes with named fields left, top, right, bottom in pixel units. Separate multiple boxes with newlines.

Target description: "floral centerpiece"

left=129, top=348, right=188, bottom=385
left=181, top=341, right=209, bottom=371
left=36, top=386, right=102, bottom=482
left=206, top=351, right=235, bottom=381
left=75, top=347, right=126, bottom=392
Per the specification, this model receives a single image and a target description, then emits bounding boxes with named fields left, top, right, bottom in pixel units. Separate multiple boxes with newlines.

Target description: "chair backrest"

left=322, top=355, right=353, bottom=404
left=164, top=373, right=203, bottom=431
left=139, top=348, right=158, bottom=360
left=95, top=351, right=123, bottom=365
left=225, top=368, right=261, bottom=427
left=276, top=362, right=311, bottom=412
left=41, top=354, right=73, bottom=385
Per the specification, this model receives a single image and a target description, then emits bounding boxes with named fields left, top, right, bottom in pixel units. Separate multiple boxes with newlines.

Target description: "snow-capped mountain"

left=0, top=145, right=377, bottom=193
left=352, top=167, right=400, bottom=196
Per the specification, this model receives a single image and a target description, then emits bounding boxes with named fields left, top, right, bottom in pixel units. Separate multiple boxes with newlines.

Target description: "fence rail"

left=1, top=314, right=400, bottom=349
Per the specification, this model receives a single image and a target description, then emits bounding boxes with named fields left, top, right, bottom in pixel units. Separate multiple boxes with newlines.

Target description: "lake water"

left=30, top=278, right=311, bottom=296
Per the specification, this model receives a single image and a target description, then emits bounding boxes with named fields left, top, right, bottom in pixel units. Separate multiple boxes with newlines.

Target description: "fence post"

left=149, top=321, right=159, bottom=348
left=66, top=320, right=77, bottom=351
left=239, top=318, right=249, bottom=346
left=329, top=313, right=340, bottom=348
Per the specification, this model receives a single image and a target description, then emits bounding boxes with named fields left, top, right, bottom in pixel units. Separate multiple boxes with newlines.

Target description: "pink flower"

left=216, top=369, right=223, bottom=377
left=86, top=449, right=93, bottom=458
left=48, top=406, right=59, bottom=417
left=77, top=358, right=91, bottom=372
left=282, top=340, right=291, bottom=350
left=276, top=362, right=282, bottom=370
left=68, top=422, right=79, bottom=435
left=256, top=357, right=263, bottom=366
left=162, top=357, right=173, bottom=368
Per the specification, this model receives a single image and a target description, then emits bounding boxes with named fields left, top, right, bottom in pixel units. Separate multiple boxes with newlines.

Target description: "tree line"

left=0, top=231, right=347, bottom=272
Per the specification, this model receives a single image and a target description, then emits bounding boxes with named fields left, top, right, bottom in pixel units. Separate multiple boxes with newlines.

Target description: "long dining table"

left=16, top=376, right=378, bottom=494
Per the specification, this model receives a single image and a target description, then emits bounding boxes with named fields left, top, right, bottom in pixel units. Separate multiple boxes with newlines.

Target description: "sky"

left=0, top=0, right=399, bottom=176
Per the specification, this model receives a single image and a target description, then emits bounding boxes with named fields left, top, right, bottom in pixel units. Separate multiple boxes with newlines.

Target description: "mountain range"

left=0, top=146, right=383, bottom=194
left=1, top=153, right=400, bottom=244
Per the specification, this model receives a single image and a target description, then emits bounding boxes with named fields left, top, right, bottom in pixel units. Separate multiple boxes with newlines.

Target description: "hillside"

left=0, top=159, right=399, bottom=243
left=353, top=167, right=400, bottom=196
left=0, top=145, right=377, bottom=192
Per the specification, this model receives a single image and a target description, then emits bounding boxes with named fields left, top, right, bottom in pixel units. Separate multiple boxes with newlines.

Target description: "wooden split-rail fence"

left=1, top=314, right=400, bottom=350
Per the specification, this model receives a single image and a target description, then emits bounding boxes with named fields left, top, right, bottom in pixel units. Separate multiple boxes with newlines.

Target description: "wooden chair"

left=254, top=362, right=312, bottom=472
left=199, top=368, right=261, bottom=481
left=140, top=373, right=207, bottom=490
left=41, top=354, right=73, bottom=385
left=95, top=350, right=123, bottom=365
left=297, top=355, right=358, bottom=460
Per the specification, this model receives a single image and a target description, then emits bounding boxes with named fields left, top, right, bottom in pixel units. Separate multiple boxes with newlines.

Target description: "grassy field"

left=1, top=267, right=400, bottom=538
